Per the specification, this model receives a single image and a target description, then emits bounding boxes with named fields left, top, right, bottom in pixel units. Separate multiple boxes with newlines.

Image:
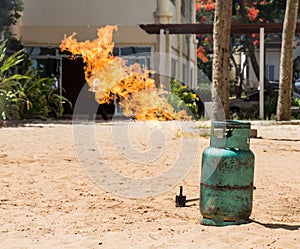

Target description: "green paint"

left=200, top=121, right=255, bottom=226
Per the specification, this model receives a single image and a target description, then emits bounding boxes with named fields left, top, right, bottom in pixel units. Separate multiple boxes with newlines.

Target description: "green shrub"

left=292, top=97, right=300, bottom=107
left=168, top=80, right=200, bottom=119
left=230, top=97, right=278, bottom=120
left=16, top=69, right=71, bottom=119
left=0, top=40, right=71, bottom=120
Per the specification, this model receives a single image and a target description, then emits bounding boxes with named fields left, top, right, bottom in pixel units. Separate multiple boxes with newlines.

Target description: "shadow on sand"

left=250, top=219, right=300, bottom=231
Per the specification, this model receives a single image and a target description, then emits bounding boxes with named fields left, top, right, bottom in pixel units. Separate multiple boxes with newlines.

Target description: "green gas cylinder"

left=200, top=120, right=255, bottom=226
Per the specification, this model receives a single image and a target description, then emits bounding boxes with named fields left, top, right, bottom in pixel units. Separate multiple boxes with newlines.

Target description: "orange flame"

left=60, top=25, right=191, bottom=121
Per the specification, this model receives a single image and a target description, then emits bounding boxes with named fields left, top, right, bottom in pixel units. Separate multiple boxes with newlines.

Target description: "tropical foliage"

left=169, top=79, right=200, bottom=119
left=0, top=40, right=71, bottom=120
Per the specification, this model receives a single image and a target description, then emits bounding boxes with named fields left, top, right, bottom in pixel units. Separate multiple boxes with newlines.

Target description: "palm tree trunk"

left=212, top=0, right=232, bottom=120
left=276, top=0, right=299, bottom=121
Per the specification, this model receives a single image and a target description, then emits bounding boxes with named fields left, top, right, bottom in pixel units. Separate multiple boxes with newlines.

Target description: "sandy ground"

left=0, top=120, right=299, bottom=249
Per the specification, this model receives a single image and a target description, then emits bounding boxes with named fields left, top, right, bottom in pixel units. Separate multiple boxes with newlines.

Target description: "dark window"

left=31, top=59, right=58, bottom=78
left=113, top=47, right=120, bottom=56
left=120, top=47, right=151, bottom=56
left=190, top=68, right=194, bottom=87
left=114, top=46, right=152, bottom=69
left=25, top=47, right=60, bottom=77
left=171, top=58, right=178, bottom=79
left=268, top=65, right=275, bottom=81
left=181, top=0, right=186, bottom=17
left=182, top=63, right=187, bottom=83
left=25, top=47, right=57, bottom=56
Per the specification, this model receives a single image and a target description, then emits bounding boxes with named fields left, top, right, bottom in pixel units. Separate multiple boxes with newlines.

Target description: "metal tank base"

left=200, top=216, right=250, bottom=226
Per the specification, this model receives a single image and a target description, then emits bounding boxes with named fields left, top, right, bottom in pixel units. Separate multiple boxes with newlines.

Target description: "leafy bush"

left=292, top=97, right=300, bottom=107
left=229, top=96, right=278, bottom=120
left=264, top=97, right=278, bottom=120
left=0, top=40, right=71, bottom=120
left=0, top=40, right=27, bottom=90
left=168, top=80, right=200, bottom=119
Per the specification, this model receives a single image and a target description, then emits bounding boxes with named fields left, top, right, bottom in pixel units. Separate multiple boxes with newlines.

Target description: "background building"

left=11, top=0, right=197, bottom=114
left=246, top=35, right=300, bottom=88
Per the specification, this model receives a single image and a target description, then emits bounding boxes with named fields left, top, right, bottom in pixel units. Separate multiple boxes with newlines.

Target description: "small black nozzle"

left=175, top=185, right=186, bottom=207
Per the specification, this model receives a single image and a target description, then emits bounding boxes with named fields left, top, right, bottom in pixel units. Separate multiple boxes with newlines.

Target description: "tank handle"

left=213, top=127, right=233, bottom=139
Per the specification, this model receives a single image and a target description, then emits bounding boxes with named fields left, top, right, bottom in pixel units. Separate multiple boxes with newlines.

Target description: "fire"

left=59, top=25, right=191, bottom=121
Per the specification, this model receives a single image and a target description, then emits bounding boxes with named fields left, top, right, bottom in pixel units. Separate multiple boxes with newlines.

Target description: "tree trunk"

left=276, top=0, right=299, bottom=121
left=211, top=0, right=232, bottom=120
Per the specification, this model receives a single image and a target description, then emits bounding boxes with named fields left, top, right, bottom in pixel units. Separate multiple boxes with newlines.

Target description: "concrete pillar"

left=193, top=37, right=198, bottom=89
left=176, top=0, right=183, bottom=82
left=154, top=0, right=172, bottom=89
left=165, top=29, right=171, bottom=90
left=154, top=0, right=172, bottom=24
left=187, top=34, right=192, bottom=88
left=189, top=0, right=197, bottom=89
left=191, top=0, right=196, bottom=23
left=186, top=34, right=197, bottom=89
left=156, top=29, right=171, bottom=90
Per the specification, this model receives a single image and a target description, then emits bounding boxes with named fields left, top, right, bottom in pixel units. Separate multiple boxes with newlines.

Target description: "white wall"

left=18, top=0, right=197, bottom=86
left=21, top=0, right=156, bottom=26
left=20, top=0, right=158, bottom=46
left=249, top=48, right=299, bottom=84
left=265, top=51, right=280, bottom=80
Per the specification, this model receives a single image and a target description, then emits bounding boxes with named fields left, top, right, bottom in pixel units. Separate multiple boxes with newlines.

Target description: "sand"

left=0, top=120, right=299, bottom=248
